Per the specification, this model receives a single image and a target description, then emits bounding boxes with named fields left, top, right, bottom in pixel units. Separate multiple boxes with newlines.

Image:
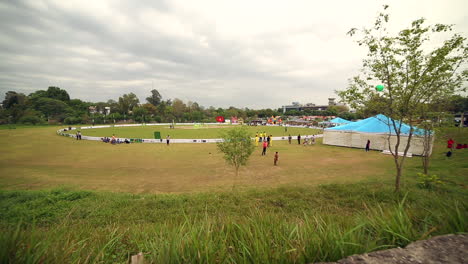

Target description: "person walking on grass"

left=274, top=152, right=279, bottom=166
left=262, top=141, right=268, bottom=156
left=288, top=134, right=292, bottom=144
left=365, top=139, right=370, bottom=152
left=166, top=135, right=170, bottom=145
left=297, top=134, right=301, bottom=145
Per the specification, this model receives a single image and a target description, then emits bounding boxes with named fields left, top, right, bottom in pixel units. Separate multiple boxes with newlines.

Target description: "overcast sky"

left=0, top=0, right=467, bottom=109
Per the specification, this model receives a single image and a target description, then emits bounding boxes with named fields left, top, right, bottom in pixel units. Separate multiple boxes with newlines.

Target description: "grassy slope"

left=0, top=126, right=466, bottom=263
left=78, top=124, right=320, bottom=139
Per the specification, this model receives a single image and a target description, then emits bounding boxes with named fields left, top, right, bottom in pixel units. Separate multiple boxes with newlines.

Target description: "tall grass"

left=0, top=185, right=466, bottom=264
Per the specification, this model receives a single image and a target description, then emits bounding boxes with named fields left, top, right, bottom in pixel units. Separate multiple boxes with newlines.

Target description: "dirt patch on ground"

left=317, top=234, right=467, bottom=264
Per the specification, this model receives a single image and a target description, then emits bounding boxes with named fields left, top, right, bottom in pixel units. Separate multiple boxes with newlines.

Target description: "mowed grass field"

left=1, top=125, right=466, bottom=194
left=78, top=124, right=319, bottom=139
left=0, top=125, right=467, bottom=263
left=0, top=125, right=395, bottom=193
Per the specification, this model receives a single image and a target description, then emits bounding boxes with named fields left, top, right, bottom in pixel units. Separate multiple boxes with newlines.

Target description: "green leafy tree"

left=2, top=91, right=27, bottom=109
left=118, top=93, right=140, bottom=114
left=217, top=126, right=255, bottom=189
left=339, top=5, right=468, bottom=192
left=133, top=106, right=149, bottom=123
left=33, top=97, right=70, bottom=120
left=146, top=89, right=162, bottom=106
left=45, top=86, right=70, bottom=101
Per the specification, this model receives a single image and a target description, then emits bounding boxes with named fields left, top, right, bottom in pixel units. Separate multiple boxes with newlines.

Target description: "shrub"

left=417, top=173, right=443, bottom=190
left=18, top=115, right=42, bottom=125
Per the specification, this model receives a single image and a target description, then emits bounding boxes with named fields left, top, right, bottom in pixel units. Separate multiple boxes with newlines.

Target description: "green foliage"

left=146, top=89, right=162, bottom=106
left=339, top=6, right=468, bottom=191
left=118, top=93, right=139, bottom=114
left=0, top=184, right=466, bottom=263
left=45, top=86, right=70, bottom=101
left=2, top=91, right=27, bottom=109
left=33, top=97, right=70, bottom=119
left=63, top=116, right=82, bottom=125
left=217, top=126, right=255, bottom=180
left=417, top=173, right=444, bottom=189
left=18, top=115, right=42, bottom=125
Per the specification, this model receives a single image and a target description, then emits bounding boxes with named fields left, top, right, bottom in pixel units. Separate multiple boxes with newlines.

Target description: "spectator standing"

left=262, top=141, right=268, bottom=156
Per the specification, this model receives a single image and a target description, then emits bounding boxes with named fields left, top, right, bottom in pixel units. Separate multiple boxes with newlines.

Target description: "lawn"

left=0, top=125, right=466, bottom=263
left=1, top=125, right=388, bottom=193
left=76, top=124, right=320, bottom=139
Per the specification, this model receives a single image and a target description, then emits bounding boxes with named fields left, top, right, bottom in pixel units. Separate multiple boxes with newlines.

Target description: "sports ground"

left=0, top=125, right=467, bottom=263
left=0, top=125, right=398, bottom=193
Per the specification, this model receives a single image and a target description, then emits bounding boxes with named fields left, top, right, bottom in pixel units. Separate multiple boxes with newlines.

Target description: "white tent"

left=323, top=114, right=433, bottom=156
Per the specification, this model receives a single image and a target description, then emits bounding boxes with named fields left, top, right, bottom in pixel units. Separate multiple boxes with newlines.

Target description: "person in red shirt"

left=447, top=138, right=454, bottom=150
left=262, top=141, right=268, bottom=156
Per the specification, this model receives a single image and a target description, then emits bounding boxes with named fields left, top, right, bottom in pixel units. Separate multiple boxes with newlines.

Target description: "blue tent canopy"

left=325, top=114, right=426, bottom=135
left=329, top=117, right=352, bottom=124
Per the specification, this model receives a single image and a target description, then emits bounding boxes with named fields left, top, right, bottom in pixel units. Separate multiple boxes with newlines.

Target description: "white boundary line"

left=57, top=123, right=323, bottom=143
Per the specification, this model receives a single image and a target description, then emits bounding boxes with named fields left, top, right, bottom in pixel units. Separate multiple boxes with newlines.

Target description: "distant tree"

left=142, top=103, right=158, bottom=116
left=328, top=105, right=350, bottom=114
left=2, top=91, right=26, bottom=109
left=217, top=126, right=255, bottom=189
left=118, top=93, right=140, bottom=114
left=133, top=106, right=149, bottom=123
left=45, top=86, right=70, bottom=101
left=339, top=6, right=467, bottom=192
left=33, top=97, right=70, bottom=120
left=146, top=89, right=162, bottom=106
left=172, top=98, right=186, bottom=121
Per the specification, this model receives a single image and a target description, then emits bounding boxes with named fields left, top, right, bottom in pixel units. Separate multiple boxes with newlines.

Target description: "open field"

left=2, top=125, right=392, bottom=193
left=77, top=124, right=320, bottom=139
left=0, top=125, right=466, bottom=263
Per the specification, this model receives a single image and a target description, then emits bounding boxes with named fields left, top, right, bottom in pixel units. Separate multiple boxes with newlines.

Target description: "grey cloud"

left=1, top=0, right=466, bottom=109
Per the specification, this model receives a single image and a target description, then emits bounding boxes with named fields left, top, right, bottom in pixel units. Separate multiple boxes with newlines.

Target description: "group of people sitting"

left=447, top=138, right=468, bottom=150
left=101, top=135, right=130, bottom=144
left=446, top=138, right=467, bottom=157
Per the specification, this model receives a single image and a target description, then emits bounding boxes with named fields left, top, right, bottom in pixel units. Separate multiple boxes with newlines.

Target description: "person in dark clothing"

left=365, top=139, right=370, bottom=152
left=267, top=135, right=271, bottom=147
left=297, top=134, right=301, bottom=145
left=274, top=152, right=279, bottom=166
left=166, top=135, right=170, bottom=145
left=288, top=134, right=292, bottom=144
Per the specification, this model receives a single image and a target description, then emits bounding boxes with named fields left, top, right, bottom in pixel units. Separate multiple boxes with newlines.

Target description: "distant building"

left=282, top=102, right=301, bottom=113
left=282, top=98, right=344, bottom=113
left=88, top=106, right=98, bottom=114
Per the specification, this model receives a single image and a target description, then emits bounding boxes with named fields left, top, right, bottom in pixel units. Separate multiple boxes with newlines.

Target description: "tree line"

left=0, top=87, right=337, bottom=125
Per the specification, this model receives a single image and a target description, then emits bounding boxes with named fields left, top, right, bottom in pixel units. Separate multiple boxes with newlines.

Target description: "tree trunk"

left=233, top=166, right=239, bottom=190
left=423, top=156, right=429, bottom=175
left=395, top=163, right=402, bottom=192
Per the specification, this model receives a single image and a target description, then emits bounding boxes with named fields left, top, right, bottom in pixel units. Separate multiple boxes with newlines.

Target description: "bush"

left=64, top=117, right=81, bottom=125
left=18, top=115, right=42, bottom=125
left=417, top=173, right=444, bottom=190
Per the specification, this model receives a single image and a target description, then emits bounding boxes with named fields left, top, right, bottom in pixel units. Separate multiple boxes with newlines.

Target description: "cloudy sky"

left=0, top=0, right=467, bottom=109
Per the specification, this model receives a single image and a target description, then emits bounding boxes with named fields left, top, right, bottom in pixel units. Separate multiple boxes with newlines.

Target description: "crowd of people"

left=101, top=134, right=130, bottom=144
